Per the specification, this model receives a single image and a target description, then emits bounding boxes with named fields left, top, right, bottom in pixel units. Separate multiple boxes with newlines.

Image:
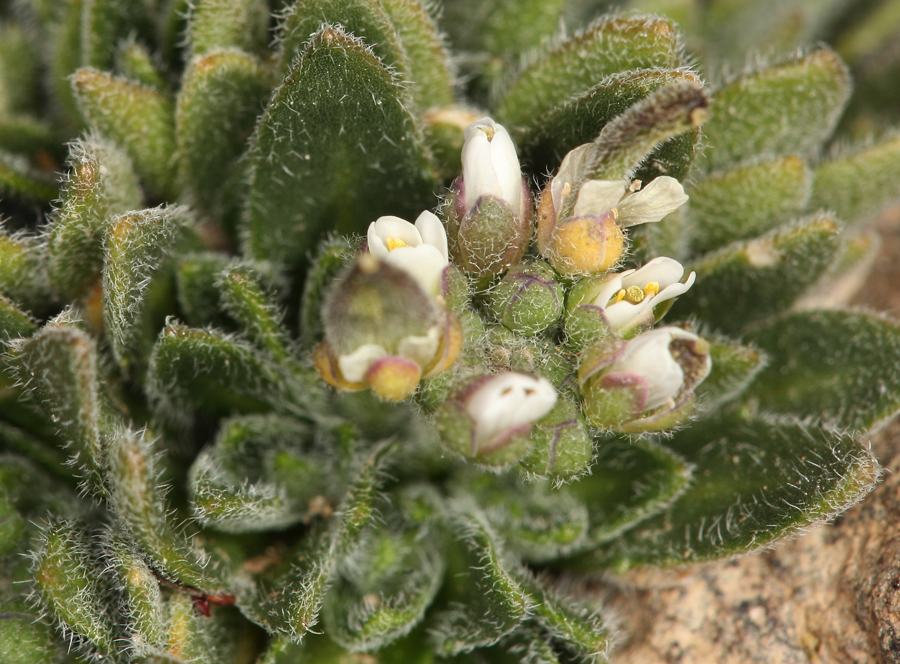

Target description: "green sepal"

left=33, top=519, right=118, bottom=658
left=673, top=215, right=842, bottom=334
left=300, top=235, right=359, bottom=349
left=518, top=69, right=702, bottom=178
left=697, top=334, right=767, bottom=411
left=810, top=133, right=900, bottom=225
left=146, top=321, right=320, bottom=423
left=497, top=15, right=681, bottom=129
left=176, top=50, right=274, bottom=227
left=218, top=263, right=290, bottom=361
left=699, top=48, right=851, bottom=172
left=49, top=134, right=143, bottom=300
left=565, top=437, right=691, bottom=546
left=0, top=149, right=58, bottom=203
left=430, top=508, right=531, bottom=655
left=107, top=424, right=227, bottom=592
left=322, top=512, right=445, bottom=651
left=746, top=310, right=900, bottom=431
left=5, top=324, right=110, bottom=498
left=243, top=26, right=437, bottom=267
left=519, top=398, right=594, bottom=483
left=72, top=68, right=178, bottom=199
left=103, top=205, right=192, bottom=376
left=187, top=0, right=269, bottom=57
left=235, top=441, right=393, bottom=638
left=189, top=414, right=327, bottom=533
left=587, top=415, right=880, bottom=571
left=686, top=156, right=812, bottom=255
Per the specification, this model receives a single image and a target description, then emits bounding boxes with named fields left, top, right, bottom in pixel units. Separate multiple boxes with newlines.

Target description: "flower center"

left=386, top=237, right=409, bottom=251
left=610, top=282, right=660, bottom=305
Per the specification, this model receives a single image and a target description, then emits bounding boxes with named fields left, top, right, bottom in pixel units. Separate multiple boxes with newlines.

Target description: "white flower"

left=608, top=327, right=710, bottom=411
left=337, top=325, right=441, bottom=384
left=589, top=257, right=696, bottom=333
left=367, top=211, right=449, bottom=297
left=550, top=144, right=688, bottom=228
left=464, top=372, right=557, bottom=444
left=462, top=117, right=524, bottom=217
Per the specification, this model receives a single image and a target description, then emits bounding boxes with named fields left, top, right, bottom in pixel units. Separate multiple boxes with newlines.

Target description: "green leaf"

left=590, top=415, right=880, bottom=570
left=48, top=134, right=143, bottom=300
left=323, top=515, right=445, bottom=651
left=0, top=294, right=36, bottom=342
left=218, top=263, right=290, bottom=361
left=810, top=133, right=900, bottom=225
left=686, top=156, right=812, bottom=255
left=746, top=310, right=900, bottom=431
left=431, top=508, right=532, bottom=655
left=566, top=438, right=691, bottom=547
left=0, top=222, right=54, bottom=312
left=696, top=334, right=767, bottom=411
left=6, top=324, right=110, bottom=498
left=0, top=115, right=58, bottom=158
left=81, top=0, right=154, bottom=69
left=107, top=533, right=167, bottom=654
left=187, top=0, right=270, bottom=57
left=146, top=321, right=318, bottom=423
left=72, top=68, right=178, bottom=199
left=33, top=519, right=117, bottom=658
left=107, top=424, right=226, bottom=592
left=114, top=38, right=169, bottom=90
left=189, top=414, right=327, bottom=533
left=50, top=0, right=86, bottom=130
left=103, top=206, right=191, bottom=375
left=439, top=0, right=566, bottom=57
left=0, top=149, right=58, bottom=203
left=243, top=26, right=437, bottom=267
left=235, top=441, right=393, bottom=638
left=518, top=69, right=702, bottom=178
left=699, top=48, right=851, bottom=172
left=0, top=23, right=40, bottom=115
left=497, top=16, right=681, bottom=129
left=176, top=50, right=274, bottom=227
left=175, top=252, right=234, bottom=329
left=673, top=215, right=842, bottom=334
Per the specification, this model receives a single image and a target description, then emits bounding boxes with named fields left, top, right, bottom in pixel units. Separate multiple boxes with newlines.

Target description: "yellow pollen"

left=385, top=237, right=408, bottom=252
left=643, top=281, right=660, bottom=297
left=623, top=285, right=645, bottom=303
left=610, top=289, right=627, bottom=305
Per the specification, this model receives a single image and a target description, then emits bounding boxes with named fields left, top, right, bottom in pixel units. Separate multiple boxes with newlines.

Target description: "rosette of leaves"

left=0, top=0, right=897, bottom=663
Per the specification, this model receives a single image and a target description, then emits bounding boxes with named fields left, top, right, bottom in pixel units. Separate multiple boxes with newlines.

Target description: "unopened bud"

left=519, top=398, right=593, bottom=481
left=487, top=261, right=563, bottom=335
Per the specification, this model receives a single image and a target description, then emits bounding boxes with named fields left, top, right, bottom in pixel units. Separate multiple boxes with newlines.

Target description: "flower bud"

left=367, top=210, right=449, bottom=298
left=537, top=142, right=688, bottom=276
left=487, top=261, right=563, bottom=335
left=314, top=255, right=462, bottom=401
left=519, top=398, right=593, bottom=481
left=578, top=327, right=711, bottom=433
left=435, top=372, right=557, bottom=467
left=443, top=118, right=533, bottom=276
left=566, top=256, right=696, bottom=342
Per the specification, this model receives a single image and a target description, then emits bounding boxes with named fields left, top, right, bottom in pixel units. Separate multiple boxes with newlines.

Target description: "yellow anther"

left=561, top=182, right=572, bottom=197
left=480, top=126, right=496, bottom=141
left=643, top=281, right=660, bottom=297
left=611, top=289, right=626, bottom=305
left=623, top=285, right=645, bottom=303
left=385, top=237, right=408, bottom=252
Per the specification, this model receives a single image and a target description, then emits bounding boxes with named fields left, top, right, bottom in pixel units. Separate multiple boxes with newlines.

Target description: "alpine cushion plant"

left=0, top=1, right=899, bottom=663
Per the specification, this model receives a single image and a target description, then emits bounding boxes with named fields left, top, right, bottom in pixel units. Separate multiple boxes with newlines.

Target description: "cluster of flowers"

left=315, top=117, right=712, bottom=463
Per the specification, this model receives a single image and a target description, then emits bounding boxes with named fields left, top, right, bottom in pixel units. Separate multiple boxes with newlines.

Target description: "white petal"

left=486, top=123, right=523, bottom=215
left=603, top=300, right=644, bottom=331
left=466, top=373, right=557, bottom=442
left=588, top=271, right=630, bottom=309
left=367, top=222, right=390, bottom=259
left=652, top=270, right=696, bottom=306
left=622, top=257, right=685, bottom=289
left=414, top=210, right=449, bottom=263
left=613, top=328, right=687, bottom=410
left=617, top=176, right=688, bottom=228
left=338, top=344, right=387, bottom=383
left=397, top=326, right=441, bottom=368
left=369, top=215, right=423, bottom=247
left=552, top=143, right=593, bottom=215
left=385, top=244, right=447, bottom=296
left=462, top=119, right=503, bottom=203
left=573, top=180, right=626, bottom=218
